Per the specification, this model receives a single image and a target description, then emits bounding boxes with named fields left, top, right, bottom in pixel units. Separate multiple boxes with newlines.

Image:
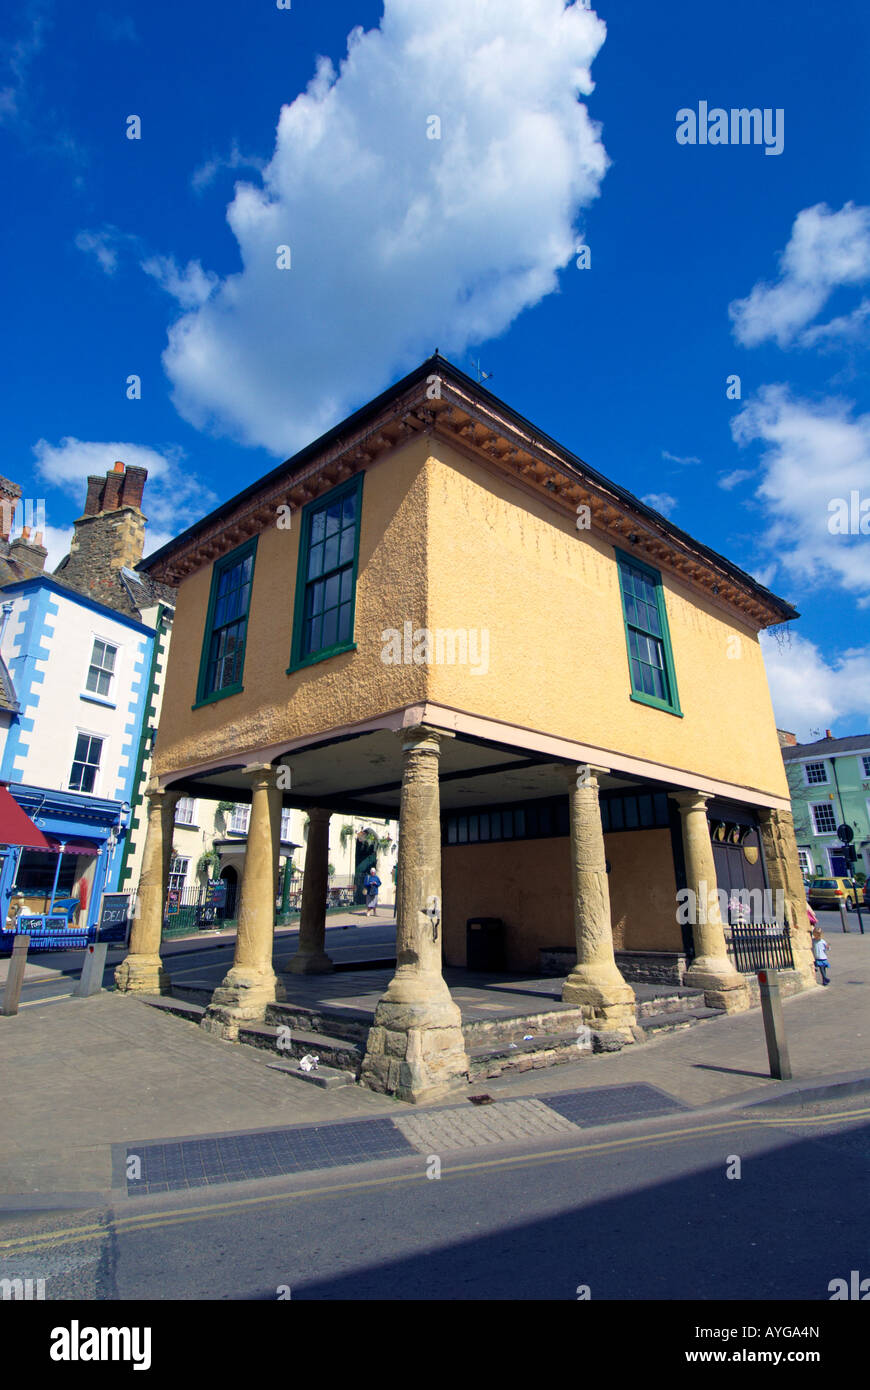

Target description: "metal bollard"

left=74, top=943, right=108, bottom=997
left=757, top=969, right=792, bottom=1080
left=839, top=902, right=850, bottom=934
left=2, top=936, right=31, bottom=1016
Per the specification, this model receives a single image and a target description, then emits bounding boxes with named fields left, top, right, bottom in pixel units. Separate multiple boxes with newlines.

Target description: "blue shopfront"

left=0, top=784, right=130, bottom=935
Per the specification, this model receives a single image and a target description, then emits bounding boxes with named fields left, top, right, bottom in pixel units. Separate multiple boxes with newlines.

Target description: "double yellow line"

left=2, top=1105, right=867, bottom=1257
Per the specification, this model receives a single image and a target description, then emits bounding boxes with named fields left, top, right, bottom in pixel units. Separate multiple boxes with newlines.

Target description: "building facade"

left=780, top=730, right=870, bottom=880
left=0, top=463, right=174, bottom=931
left=115, top=356, right=815, bottom=1102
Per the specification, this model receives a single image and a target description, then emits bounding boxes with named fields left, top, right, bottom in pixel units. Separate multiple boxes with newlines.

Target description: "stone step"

left=265, top=1058, right=356, bottom=1089
left=635, top=989, right=708, bottom=1019
left=636, top=1005, right=723, bottom=1037
left=138, top=995, right=206, bottom=1025
left=237, top=1022, right=363, bottom=1074
left=264, top=1000, right=371, bottom=1044
left=462, top=1007, right=586, bottom=1046
left=467, top=1028, right=629, bottom=1081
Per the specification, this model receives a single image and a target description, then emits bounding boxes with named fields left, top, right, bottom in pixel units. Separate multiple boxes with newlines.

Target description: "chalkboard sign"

left=97, top=892, right=131, bottom=944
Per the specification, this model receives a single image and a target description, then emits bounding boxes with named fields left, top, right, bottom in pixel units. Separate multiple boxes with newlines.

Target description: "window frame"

left=69, top=730, right=104, bottom=796
left=228, top=804, right=250, bottom=835
left=804, top=760, right=828, bottom=786
left=614, top=548, right=682, bottom=717
left=288, top=473, right=363, bottom=674
left=84, top=636, right=118, bottom=702
left=168, top=855, right=189, bottom=892
left=811, top=801, right=837, bottom=835
left=194, top=535, right=258, bottom=709
left=174, top=796, right=197, bottom=826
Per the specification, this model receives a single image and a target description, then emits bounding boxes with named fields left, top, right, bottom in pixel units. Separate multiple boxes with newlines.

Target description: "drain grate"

left=125, top=1117, right=415, bottom=1195
left=539, top=1082, right=687, bottom=1128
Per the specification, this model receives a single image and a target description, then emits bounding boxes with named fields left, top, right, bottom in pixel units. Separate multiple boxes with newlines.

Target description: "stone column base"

left=114, top=953, right=171, bottom=996
left=359, top=995, right=470, bottom=1104
left=703, top=982, right=751, bottom=1013
left=561, top=969, right=637, bottom=1034
left=283, top=951, right=334, bottom=975
left=200, top=967, right=284, bottom=1040
left=685, top=955, right=751, bottom=1012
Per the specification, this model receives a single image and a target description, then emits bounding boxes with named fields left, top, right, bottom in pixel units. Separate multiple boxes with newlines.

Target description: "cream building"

left=115, top=355, right=814, bottom=1103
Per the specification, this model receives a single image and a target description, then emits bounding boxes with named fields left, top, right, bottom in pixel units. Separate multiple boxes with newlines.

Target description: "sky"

left=1, top=0, right=868, bottom=740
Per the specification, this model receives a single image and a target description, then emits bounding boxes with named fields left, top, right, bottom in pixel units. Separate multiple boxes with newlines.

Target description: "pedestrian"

left=363, top=868, right=381, bottom=917
left=811, top=926, right=831, bottom=985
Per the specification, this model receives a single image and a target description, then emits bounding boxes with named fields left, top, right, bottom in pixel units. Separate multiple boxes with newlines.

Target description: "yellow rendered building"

left=116, top=356, right=814, bottom=1102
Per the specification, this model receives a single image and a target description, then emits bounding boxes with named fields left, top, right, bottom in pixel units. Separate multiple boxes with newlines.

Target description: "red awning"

left=39, top=835, right=101, bottom=857
left=0, top=786, right=54, bottom=850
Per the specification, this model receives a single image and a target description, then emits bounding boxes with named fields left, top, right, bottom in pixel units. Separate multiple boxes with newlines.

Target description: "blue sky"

left=2, top=0, right=868, bottom=738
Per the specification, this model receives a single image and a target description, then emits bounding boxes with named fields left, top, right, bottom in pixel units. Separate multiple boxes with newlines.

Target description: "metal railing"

left=727, top=923, right=794, bottom=974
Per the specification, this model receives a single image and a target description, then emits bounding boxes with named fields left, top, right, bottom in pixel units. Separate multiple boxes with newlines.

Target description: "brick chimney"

left=777, top=729, right=797, bottom=747
left=56, top=459, right=149, bottom=604
left=0, top=475, right=22, bottom=543
left=825, top=729, right=834, bottom=740
left=8, top=526, right=48, bottom=574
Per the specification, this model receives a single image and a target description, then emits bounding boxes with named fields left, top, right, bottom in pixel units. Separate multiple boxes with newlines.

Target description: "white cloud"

left=75, top=228, right=122, bottom=276
left=142, top=256, right=219, bottom=309
left=156, top=0, right=608, bottom=455
left=661, top=450, right=700, bottom=466
left=31, top=438, right=216, bottom=541
left=760, top=629, right=870, bottom=740
left=191, top=141, right=266, bottom=194
left=800, top=297, right=870, bottom=350
left=731, top=385, right=870, bottom=605
left=729, top=202, right=870, bottom=348
left=717, top=468, right=754, bottom=491
left=641, top=492, right=677, bottom=516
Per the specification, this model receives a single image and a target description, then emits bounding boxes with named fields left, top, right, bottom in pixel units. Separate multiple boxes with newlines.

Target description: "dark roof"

left=0, top=656, right=18, bottom=713
left=783, top=735, right=870, bottom=759
left=50, top=554, right=175, bottom=621
left=138, top=354, right=798, bottom=621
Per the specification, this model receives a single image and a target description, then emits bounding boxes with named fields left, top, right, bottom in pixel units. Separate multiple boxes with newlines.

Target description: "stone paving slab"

left=393, top=1097, right=579, bottom=1152
left=1, top=932, right=867, bottom=1199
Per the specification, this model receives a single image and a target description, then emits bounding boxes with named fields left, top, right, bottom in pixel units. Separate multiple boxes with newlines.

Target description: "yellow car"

left=807, top=876, right=861, bottom=910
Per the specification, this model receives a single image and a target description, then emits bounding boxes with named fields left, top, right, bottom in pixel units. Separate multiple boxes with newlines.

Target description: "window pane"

left=310, top=511, right=326, bottom=545
left=491, top=811, right=501, bottom=839
left=323, top=533, right=339, bottom=571
left=342, top=494, right=357, bottom=526
left=321, top=607, right=338, bottom=649
left=324, top=573, right=340, bottom=610
left=337, top=603, right=353, bottom=644
left=610, top=799, right=624, bottom=830
left=307, top=543, right=324, bottom=580
left=324, top=502, right=342, bottom=537
left=624, top=796, right=639, bottom=829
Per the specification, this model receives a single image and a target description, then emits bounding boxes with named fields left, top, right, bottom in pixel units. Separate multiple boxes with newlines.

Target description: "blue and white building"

left=0, top=464, right=174, bottom=931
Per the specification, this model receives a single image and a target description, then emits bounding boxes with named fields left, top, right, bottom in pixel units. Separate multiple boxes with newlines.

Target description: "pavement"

left=1, top=913, right=867, bottom=1204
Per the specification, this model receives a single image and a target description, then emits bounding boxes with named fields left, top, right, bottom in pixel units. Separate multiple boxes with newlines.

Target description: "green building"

left=780, top=731, right=870, bottom=882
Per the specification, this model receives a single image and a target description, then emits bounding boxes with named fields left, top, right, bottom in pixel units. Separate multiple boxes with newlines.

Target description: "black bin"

left=466, top=917, right=505, bottom=971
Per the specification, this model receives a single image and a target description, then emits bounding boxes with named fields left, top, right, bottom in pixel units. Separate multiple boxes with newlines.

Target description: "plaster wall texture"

left=442, top=826, right=679, bottom=971
left=152, top=436, right=787, bottom=807
left=153, top=436, right=432, bottom=776
left=0, top=586, right=150, bottom=802
left=424, top=445, right=787, bottom=800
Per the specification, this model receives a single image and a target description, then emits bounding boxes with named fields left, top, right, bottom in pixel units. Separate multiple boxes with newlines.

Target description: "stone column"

left=360, top=726, right=469, bottom=1103
left=561, top=766, right=636, bottom=1034
left=202, top=765, right=283, bottom=1039
left=671, top=792, right=749, bottom=1012
left=757, top=806, right=816, bottom=990
left=284, top=807, right=333, bottom=973
left=115, top=785, right=180, bottom=995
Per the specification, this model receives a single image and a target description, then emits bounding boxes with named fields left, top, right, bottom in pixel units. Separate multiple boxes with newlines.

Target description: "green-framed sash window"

left=289, top=474, right=363, bottom=672
left=194, top=536, right=258, bottom=707
left=615, top=548, right=682, bottom=716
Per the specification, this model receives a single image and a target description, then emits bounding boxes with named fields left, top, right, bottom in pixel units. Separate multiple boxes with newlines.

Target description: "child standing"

left=812, top=926, right=831, bottom=985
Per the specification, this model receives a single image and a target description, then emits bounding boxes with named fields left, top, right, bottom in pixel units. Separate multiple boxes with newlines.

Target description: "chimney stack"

left=825, top=729, right=833, bottom=740
left=0, top=475, right=22, bottom=542
left=55, top=459, right=149, bottom=603
left=8, top=526, right=48, bottom=574
left=776, top=729, right=797, bottom=747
